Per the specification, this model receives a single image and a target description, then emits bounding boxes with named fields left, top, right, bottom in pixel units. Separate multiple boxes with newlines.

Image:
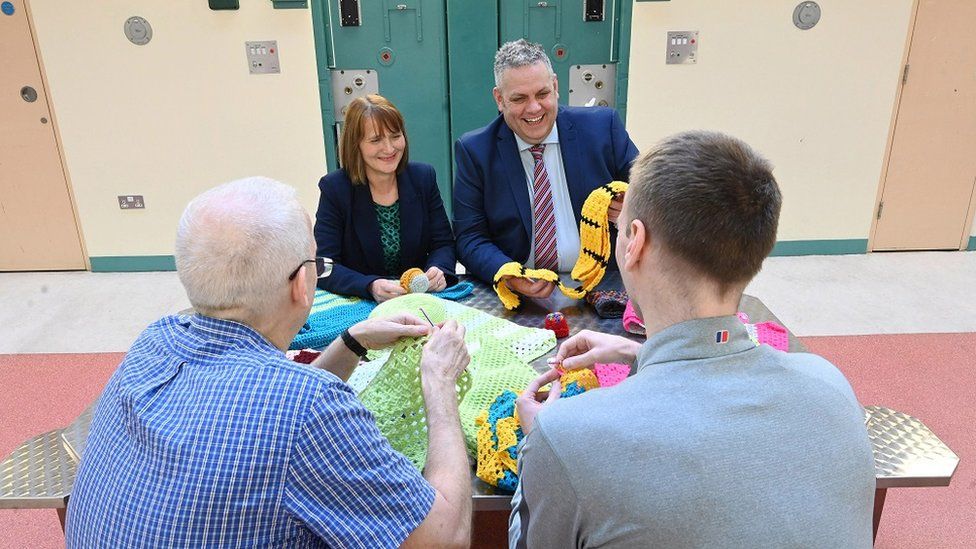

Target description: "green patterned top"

left=374, top=201, right=401, bottom=274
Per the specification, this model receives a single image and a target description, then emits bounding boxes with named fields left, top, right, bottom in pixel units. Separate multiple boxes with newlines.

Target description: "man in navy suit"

left=453, top=39, right=639, bottom=297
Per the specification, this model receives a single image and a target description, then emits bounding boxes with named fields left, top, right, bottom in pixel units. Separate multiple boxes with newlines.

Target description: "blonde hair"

left=341, top=94, right=409, bottom=184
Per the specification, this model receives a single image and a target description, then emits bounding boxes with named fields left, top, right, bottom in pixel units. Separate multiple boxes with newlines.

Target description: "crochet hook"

left=419, top=306, right=469, bottom=373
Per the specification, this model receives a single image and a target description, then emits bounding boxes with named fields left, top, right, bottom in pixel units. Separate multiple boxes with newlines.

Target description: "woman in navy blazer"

left=314, top=94, right=457, bottom=301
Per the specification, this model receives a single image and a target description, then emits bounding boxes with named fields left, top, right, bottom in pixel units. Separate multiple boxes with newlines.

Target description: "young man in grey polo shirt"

left=511, top=131, right=876, bottom=548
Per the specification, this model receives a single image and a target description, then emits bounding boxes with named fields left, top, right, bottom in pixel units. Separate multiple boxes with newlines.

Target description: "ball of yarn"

left=399, top=268, right=430, bottom=293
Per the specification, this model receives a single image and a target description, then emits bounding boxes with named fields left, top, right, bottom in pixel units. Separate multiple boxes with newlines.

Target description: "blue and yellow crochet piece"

left=475, top=368, right=600, bottom=492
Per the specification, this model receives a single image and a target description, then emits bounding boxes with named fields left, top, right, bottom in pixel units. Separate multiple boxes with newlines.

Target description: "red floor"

left=1, top=334, right=972, bottom=548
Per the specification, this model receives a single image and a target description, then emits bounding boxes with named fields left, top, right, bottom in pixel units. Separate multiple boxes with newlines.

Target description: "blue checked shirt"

left=66, top=314, right=434, bottom=548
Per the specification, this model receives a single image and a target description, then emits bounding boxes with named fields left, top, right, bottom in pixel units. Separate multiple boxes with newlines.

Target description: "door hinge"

left=902, top=64, right=910, bottom=85
left=877, top=201, right=884, bottom=220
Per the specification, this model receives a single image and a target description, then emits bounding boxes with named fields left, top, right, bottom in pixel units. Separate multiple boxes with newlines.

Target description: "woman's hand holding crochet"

left=555, top=329, right=642, bottom=371
left=349, top=313, right=431, bottom=351
left=503, top=276, right=556, bottom=298
left=370, top=279, right=406, bottom=302
left=425, top=266, right=447, bottom=292
left=516, top=368, right=562, bottom=434
left=420, top=320, right=470, bottom=385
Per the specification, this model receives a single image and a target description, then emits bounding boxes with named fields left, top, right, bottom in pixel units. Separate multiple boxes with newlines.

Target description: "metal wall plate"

left=568, top=63, right=616, bottom=108
left=793, top=2, right=821, bottom=30
left=246, top=41, right=280, bottom=74
left=584, top=0, right=605, bottom=22
left=330, top=69, right=379, bottom=120
left=340, top=0, right=361, bottom=26
left=666, top=31, right=698, bottom=64
left=118, top=195, right=145, bottom=209
left=124, top=16, right=152, bottom=46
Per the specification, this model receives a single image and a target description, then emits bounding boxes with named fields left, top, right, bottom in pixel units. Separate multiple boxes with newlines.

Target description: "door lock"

left=21, top=86, right=38, bottom=103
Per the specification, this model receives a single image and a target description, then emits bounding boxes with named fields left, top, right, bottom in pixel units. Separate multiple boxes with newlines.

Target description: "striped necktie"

left=529, top=144, right=558, bottom=271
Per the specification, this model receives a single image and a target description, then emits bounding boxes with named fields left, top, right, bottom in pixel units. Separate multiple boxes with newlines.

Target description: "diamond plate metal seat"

left=0, top=405, right=93, bottom=531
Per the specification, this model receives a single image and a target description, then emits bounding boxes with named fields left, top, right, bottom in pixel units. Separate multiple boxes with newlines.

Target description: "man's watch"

left=340, top=328, right=369, bottom=358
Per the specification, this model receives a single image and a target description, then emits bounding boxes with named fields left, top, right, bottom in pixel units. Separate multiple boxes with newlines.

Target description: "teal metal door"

left=312, top=0, right=453, bottom=203
left=498, top=0, right=633, bottom=119
left=311, top=0, right=634, bottom=210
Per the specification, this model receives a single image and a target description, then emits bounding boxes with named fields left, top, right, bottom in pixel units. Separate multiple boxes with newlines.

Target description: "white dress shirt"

left=514, top=126, right=581, bottom=273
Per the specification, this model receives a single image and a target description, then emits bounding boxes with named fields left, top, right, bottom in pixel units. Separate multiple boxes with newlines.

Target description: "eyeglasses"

left=288, top=257, right=333, bottom=281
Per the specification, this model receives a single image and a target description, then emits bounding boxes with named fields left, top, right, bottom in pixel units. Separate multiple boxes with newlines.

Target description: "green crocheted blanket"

left=351, top=293, right=555, bottom=469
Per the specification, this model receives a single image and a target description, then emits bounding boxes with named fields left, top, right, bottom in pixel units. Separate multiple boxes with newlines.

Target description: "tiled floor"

left=1, top=250, right=974, bottom=354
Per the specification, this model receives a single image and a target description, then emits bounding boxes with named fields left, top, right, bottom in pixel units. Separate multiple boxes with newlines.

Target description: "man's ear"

left=290, top=266, right=311, bottom=307
left=552, top=75, right=559, bottom=99
left=624, top=219, right=647, bottom=271
left=492, top=87, right=504, bottom=112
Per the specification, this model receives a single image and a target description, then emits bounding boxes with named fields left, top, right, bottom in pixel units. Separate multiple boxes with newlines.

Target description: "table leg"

left=873, top=487, right=887, bottom=543
left=472, top=510, right=510, bottom=549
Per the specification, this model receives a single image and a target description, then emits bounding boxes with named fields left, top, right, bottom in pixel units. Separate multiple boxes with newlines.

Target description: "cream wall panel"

left=29, top=0, right=326, bottom=257
left=626, top=0, right=914, bottom=241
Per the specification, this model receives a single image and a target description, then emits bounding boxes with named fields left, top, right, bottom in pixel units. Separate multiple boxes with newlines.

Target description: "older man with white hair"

left=66, top=177, right=472, bottom=548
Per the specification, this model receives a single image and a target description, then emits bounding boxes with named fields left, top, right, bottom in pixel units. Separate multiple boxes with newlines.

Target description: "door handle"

left=21, top=86, right=38, bottom=103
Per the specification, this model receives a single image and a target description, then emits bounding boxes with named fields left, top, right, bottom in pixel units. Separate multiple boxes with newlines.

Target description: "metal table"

left=0, top=275, right=959, bottom=543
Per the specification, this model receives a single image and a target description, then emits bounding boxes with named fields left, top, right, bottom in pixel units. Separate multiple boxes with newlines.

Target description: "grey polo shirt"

left=510, top=315, right=876, bottom=548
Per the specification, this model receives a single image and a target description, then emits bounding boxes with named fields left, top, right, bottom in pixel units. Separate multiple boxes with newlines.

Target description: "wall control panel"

left=666, top=31, right=698, bottom=64
left=246, top=41, right=280, bottom=74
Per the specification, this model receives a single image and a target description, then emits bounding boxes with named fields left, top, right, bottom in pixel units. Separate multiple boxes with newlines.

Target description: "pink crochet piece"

left=754, top=322, right=789, bottom=351
left=594, top=363, right=630, bottom=388
left=736, top=312, right=789, bottom=351
left=622, top=300, right=645, bottom=335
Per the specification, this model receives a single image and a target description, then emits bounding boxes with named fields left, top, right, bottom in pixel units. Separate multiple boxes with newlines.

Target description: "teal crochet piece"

left=486, top=391, right=522, bottom=492
left=352, top=293, right=555, bottom=467
left=289, top=282, right=474, bottom=350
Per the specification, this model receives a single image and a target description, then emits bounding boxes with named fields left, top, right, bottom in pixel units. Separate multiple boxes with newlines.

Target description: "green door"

left=311, top=0, right=634, bottom=210
left=498, top=0, right=633, bottom=119
left=311, top=0, right=453, bottom=203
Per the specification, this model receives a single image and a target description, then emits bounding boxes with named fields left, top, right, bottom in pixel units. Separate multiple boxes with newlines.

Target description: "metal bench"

left=0, top=404, right=92, bottom=531
left=1, top=402, right=957, bottom=542
left=0, top=287, right=960, bottom=542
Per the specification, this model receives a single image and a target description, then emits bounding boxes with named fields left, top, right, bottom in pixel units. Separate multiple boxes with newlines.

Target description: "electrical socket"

left=118, top=195, right=145, bottom=209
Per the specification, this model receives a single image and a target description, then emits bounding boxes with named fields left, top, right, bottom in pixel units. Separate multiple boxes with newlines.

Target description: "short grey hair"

left=493, top=39, right=555, bottom=88
left=175, top=176, right=313, bottom=317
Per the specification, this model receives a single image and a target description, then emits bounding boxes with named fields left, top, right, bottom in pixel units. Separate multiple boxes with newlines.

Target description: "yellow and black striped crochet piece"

left=492, top=181, right=629, bottom=310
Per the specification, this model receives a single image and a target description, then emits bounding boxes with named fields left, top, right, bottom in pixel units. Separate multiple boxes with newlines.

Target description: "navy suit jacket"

left=452, top=106, right=639, bottom=283
left=314, top=162, right=457, bottom=298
